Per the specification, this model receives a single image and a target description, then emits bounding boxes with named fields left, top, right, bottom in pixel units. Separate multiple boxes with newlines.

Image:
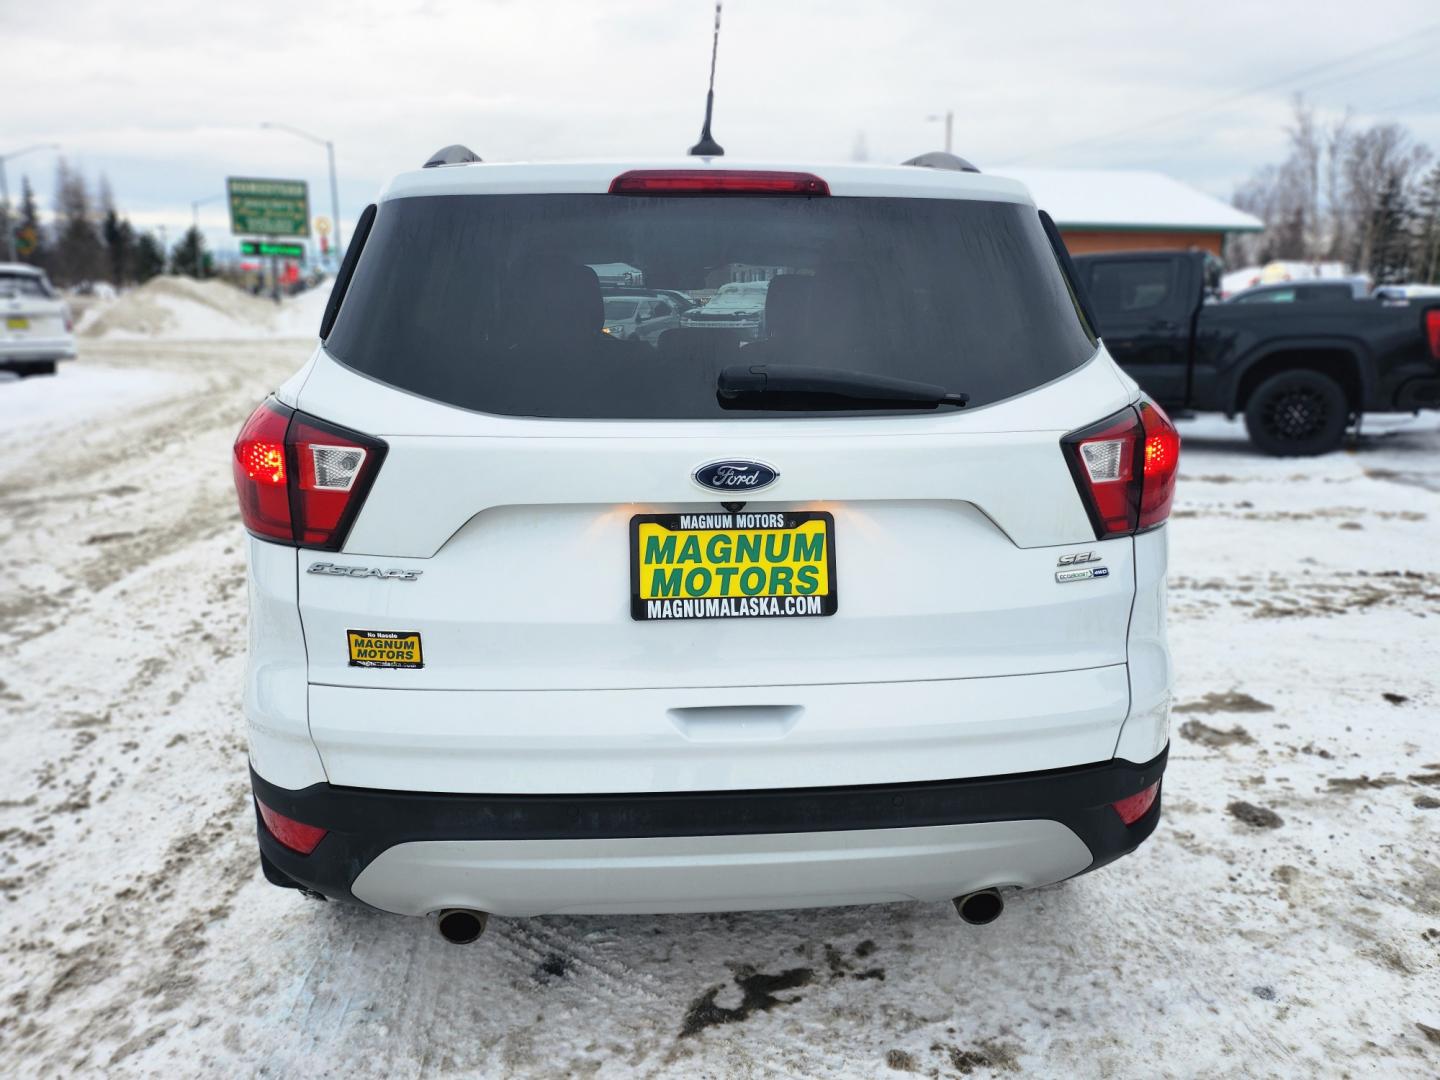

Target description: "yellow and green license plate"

left=630, top=511, right=836, bottom=621
left=5, top=317, right=29, bottom=331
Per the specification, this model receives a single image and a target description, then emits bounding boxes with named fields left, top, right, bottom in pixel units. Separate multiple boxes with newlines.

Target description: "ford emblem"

left=693, top=459, right=780, bottom=492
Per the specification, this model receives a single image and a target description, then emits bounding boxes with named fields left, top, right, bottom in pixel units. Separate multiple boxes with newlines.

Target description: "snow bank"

left=78, top=276, right=329, bottom=341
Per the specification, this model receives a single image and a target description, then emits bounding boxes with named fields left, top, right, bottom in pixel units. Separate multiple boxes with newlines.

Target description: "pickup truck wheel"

left=1243, top=370, right=1348, bottom=456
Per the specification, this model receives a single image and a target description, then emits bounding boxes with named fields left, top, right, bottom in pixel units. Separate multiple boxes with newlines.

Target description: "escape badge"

left=347, top=629, right=423, bottom=669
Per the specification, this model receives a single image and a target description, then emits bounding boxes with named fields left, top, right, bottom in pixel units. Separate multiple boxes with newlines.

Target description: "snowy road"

left=2, top=342, right=1438, bottom=1078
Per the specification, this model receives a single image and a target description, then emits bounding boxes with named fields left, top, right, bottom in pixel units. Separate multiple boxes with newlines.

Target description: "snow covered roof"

left=995, top=168, right=1263, bottom=234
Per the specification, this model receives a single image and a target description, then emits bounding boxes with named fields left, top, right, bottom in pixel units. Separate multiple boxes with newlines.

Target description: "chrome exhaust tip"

left=436, top=908, right=488, bottom=944
left=953, top=888, right=1004, bottom=925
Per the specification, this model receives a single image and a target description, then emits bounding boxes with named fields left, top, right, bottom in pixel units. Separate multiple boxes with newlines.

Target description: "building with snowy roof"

left=998, top=168, right=1263, bottom=257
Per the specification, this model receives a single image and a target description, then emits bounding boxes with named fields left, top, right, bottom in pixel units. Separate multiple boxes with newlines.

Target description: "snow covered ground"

left=1, top=335, right=1438, bottom=1078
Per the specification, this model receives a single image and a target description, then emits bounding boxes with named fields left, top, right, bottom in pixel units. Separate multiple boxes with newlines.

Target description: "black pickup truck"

left=1070, top=251, right=1440, bottom=454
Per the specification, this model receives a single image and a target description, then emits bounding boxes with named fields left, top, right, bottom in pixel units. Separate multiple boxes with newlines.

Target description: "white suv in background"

left=234, top=155, right=1178, bottom=942
left=0, top=263, right=75, bottom=377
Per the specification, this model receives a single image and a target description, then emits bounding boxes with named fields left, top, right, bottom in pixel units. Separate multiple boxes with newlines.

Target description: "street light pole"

left=325, top=139, right=342, bottom=263
left=260, top=122, right=343, bottom=268
left=189, top=194, right=223, bottom=279
left=191, top=193, right=224, bottom=233
left=0, top=143, right=60, bottom=262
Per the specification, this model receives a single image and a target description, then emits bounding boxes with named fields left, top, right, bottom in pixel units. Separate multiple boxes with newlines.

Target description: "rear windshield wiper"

left=717, top=364, right=969, bottom=410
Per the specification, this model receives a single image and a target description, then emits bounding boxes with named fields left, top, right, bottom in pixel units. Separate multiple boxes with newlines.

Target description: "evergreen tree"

left=1367, top=176, right=1413, bottom=284
left=1416, top=163, right=1440, bottom=285
left=101, top=209, right=135, bottom=286
left=51, top=158, right=105, bottom=285
left=97, top=174, right=131, bottom=286
left=171, top=226, right=209, bottom=279
left=16, top=175, right=46, bottom=268
left=133, top=232, right=165, bottom=282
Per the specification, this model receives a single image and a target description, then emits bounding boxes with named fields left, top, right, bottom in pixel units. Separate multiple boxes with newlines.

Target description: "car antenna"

left=688, top=2, right=725, bottom=157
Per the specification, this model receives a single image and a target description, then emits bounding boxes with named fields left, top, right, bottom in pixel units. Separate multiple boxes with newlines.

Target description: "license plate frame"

left=629, top=510, right=837, bottom=621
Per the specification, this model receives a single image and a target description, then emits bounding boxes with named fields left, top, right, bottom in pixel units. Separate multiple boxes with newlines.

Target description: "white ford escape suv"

left=1, top=263, right=76, bottom=377
left=234, top=152, right=1178, bottom=940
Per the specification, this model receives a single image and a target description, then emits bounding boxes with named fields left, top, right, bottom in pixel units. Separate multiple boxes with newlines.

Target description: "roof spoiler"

left=902, top=151, right=980, bottom=173
left=423, top=145, right=483, bottom=168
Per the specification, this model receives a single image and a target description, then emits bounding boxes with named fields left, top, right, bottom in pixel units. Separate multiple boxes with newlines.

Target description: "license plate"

left=630, top=510, right=836, bottom=621
left=5, top=317, right=28, bottom=331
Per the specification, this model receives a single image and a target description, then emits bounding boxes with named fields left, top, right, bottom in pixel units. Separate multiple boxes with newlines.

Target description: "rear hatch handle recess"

left=717, top=364, right=970, bottom=410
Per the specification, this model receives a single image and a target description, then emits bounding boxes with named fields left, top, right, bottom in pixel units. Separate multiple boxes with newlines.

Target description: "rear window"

left=1088, top=260, right=1178, bottom=319
left=603, top=299, right=639, bottom=320
left=326, top=193, right=1097, bottom=418
left=0, top=273, right=50, bottom=299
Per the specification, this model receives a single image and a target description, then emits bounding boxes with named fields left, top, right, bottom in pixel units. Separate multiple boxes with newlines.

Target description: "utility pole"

left=926, top=110, right=954, bottom=154
left=260, top=122, right=344, bottom=268
left=0, top=143, right=60, bottom=262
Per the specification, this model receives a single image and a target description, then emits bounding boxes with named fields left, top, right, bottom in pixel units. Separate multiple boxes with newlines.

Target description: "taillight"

left=256, top=798, right=327, bottom=855
left=609, top=169, right=830, bottom=196
left=1138, top=400, right=1181, bottom=530
left=1425, top=309, right=1440, bottom=360
left=233, top=399, right=294, bottom=543
left=1111, top=781, right=1160, bottom=826
left=1062, top=397, right=1180, bottom=538
left=232, top=398, right=386, bottom=550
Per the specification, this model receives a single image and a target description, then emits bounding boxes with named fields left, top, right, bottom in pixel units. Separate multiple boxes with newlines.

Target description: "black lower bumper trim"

left=252, top=746, right=1167, bottom=904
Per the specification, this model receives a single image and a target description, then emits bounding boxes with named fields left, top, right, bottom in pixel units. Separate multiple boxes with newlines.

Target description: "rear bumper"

left=252, top=745, right=1166, bottom=916
left=0, top=340, right=75, bottom=365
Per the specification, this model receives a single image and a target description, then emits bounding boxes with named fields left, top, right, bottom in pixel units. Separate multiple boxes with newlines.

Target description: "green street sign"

left=240, top=240, right=306, bottom=259
left=227, top=177, right=310, bottom=237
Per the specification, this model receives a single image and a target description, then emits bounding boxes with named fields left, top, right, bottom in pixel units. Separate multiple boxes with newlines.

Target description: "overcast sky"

left=6, top=0, right=1440, bottom=253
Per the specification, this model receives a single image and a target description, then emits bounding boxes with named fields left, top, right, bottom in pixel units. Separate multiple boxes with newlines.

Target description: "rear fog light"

left=256, top=798, right=328, bottom=855
left=1111, top=781, right=1160, bottom=826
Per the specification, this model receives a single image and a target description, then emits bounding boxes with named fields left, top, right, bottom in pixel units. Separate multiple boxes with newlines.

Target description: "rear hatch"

left=297, top=358, right=1134, bottom=693
left=1, top=272, right=68, bottom=345
left=283, top=170, right=1147, bottom=788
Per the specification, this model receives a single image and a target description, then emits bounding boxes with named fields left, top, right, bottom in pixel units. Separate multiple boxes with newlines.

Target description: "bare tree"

left=1285, top=96, right=1323, bottom=259
left=1324, top=112, right=1351, bottom=260
left=1342, top=123, right=1430, bottom=273
left=1233, top=100, right=1432, bottom=276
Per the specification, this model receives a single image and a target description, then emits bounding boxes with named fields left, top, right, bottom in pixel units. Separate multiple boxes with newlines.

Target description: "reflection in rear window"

left=326, top=194, right=1097, bottom=418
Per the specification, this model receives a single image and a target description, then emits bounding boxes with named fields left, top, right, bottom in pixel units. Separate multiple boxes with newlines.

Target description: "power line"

left=1056, top=45, right=1440, bottom=163
left=1006, top=20, right=1440, bottom=163
left=1290, top=40, right=1439, bottom=98
left=1362, top=91, right=1440, bottom=116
